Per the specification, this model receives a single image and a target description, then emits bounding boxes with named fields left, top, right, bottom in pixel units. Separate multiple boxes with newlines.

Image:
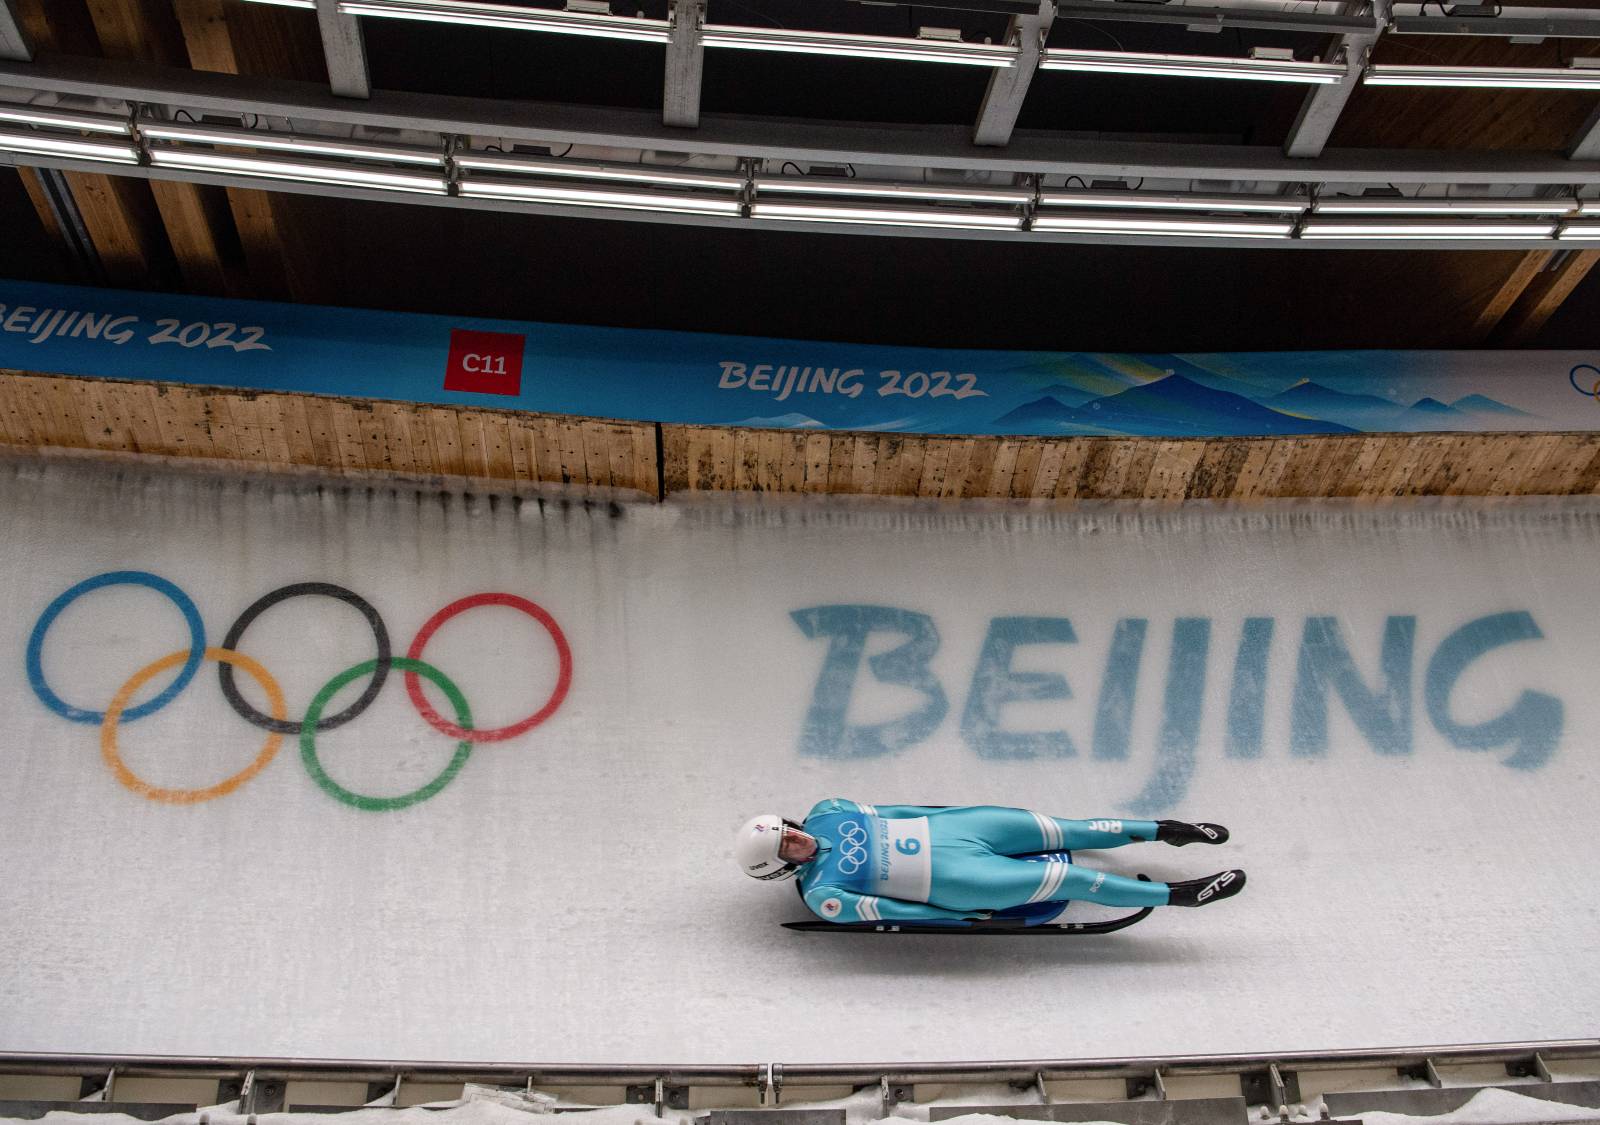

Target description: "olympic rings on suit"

left=219, top=583, right=391, bottom=735
left=102, top=647, right=285, bottom=805
left=27, top=571, right=572, bottom=812
left=28, top=571, right=206, bottom=724
left=405, top=593, right=572, bottom=743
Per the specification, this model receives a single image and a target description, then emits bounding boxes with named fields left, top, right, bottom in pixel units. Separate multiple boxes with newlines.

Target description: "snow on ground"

left=8, top=1083, right=1600, bottom=1125
left=1, top=458, right=1598, bottom=1062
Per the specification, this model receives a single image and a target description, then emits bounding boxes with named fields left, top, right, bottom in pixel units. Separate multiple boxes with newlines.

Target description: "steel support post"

left=1283, top=0, right=1385, bottom=160
left=0, top=0, right=31, bottom=61
left=973, top=0, right=1052, bottom=148
left=315, top=0, right=371, bottom=99
left=663, top=0, right=706, bottom=128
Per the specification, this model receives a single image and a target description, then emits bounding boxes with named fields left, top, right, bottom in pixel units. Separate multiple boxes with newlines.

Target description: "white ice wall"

left=0, top=458, right=1595, bottom=1063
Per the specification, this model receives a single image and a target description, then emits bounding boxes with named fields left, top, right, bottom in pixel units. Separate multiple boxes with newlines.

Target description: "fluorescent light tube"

left=1040, top=48, right=1342, bottom=84
left=1313, top=197, right=1577, bottom=215
left=1030, top=213, right=1293, bottom=238
left=0, top=105, right=132, bottom=134
left=1364, top=64, right=1600, bottom=90
left=1300, top=219, right=1556, bottom=239
left=460, top=177, right=742, bottom=215
left=337, top=0, right=671, bottom=43
left=141, top=121, right=445, bottom=165
left=0, top=127, right=140, bottom=163
left=754, top=176, right=1032, bottom=204
left=246, top=0, right=314, bottom=7
left=702, top=24, right=1015, bottom=67
left=1038, top=190, right=1304, bottom=214
left=751, top=201, right=1022, bottom=230
left=148, top=146, right=447, bottom=193
left=1556, top=221, right=1600, bottom=241
left=457, top=152, right=744, bottom=190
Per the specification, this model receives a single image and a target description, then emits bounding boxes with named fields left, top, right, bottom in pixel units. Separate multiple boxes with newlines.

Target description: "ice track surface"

left=0, top=458, right=1596, bottom=1063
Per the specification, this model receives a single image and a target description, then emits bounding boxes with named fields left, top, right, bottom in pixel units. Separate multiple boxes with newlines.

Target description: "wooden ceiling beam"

left=82, top=0, right=239, bottom=295
left=1468, top=249, right=1552, bottom=342
left=172, top=0, right=313, bottom=300
left=1491, top=250, right=1600, bottom=345
left=13, top=0, right=173, bottom=288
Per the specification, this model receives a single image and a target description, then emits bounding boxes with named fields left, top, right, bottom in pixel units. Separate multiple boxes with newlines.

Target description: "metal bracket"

left=1398, top=1058, right=1443, bottom=1089
left=1242, top=1065, right=1301, bottom=1117
left=880, top=1076, right=912, bottom=1118
left=1126, top=1069, right=1166, bottom=1101
left=626, top=1078, right=688, bottom=1116
left=1506, top=1053, right=1554, bottom=1082
left=239, top=1071, right=285, bottom=1115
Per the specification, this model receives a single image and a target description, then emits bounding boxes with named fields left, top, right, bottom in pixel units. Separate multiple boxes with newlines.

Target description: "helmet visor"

left=777, top=825, right=818, bottom=865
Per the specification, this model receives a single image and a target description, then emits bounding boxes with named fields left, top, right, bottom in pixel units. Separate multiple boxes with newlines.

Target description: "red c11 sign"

left=444, top=329, right=526, bottom=395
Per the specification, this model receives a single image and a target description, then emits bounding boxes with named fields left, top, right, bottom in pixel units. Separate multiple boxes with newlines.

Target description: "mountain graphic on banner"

left=993, top=374, right=1356, bottom=436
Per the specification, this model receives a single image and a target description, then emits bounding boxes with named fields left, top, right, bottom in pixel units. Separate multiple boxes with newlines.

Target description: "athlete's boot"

left=1156, top=820, right=1229, bottom=846
left=1165, top=869, right=1246, bottom=907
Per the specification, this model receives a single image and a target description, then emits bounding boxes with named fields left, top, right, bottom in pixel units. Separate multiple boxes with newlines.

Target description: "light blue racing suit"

left=797, top=798, right=1171, bottom=924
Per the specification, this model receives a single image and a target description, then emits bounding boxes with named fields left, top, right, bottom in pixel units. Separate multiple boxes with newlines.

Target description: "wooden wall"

left=5, top=371, right=1600, bottom=500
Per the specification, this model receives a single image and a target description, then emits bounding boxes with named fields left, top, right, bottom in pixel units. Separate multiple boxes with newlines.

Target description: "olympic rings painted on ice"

left=404, top=593, right=572, bottom=743
left=301, top=657, right=471, bottom=812
left=219, top=582, right=391, bottom=735
left=102, top=646, right=285, bottom=805
left=28, top=571, right=207, bottom=724
left=27, top=572, right=572, bottom=812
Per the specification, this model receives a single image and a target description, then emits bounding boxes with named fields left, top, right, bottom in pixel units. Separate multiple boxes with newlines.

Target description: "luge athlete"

left=734, top=799, right=1244, bottom=925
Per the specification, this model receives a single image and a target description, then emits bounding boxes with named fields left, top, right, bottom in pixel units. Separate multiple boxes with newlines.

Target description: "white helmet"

left=734, top=814, right=811, bottom=881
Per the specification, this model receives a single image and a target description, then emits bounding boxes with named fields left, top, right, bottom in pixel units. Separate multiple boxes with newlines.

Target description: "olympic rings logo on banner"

left=26, top=572, right=572, bottom=812
left=836, top=819, right=869, bottom=874
left=1570, top=364, right=1600, bottom=403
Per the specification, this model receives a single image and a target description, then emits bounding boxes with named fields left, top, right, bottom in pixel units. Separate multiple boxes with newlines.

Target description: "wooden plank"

left=454, top=409, right=489, bottom=478
left=706, top=426, right=736, bottom=492
left=507, top=416, right=533, bottom=481
left=891, top=434, right=928, bottom=497
left=825, top=432, right=855, bottom=494
left=802, top=431, right=831, bottom=493
left=778, top=430, right=808, bottom=494
left=1008, top=439, right=1043, bottom=499
left=1072, top=438, right=1119, bottom=500
left=850, top=434, right=880, bottom=495
left=1498, top=251, right=1600, bottom=345
left=405, top=402, right=438, bottom=476
left=1521, top=434, right=1600, bottom=495
left=173, top=0, right=238, bottom=72
left=872, top=434, right=904, bottom=496
left=60, top=172, right=164, bottom=288
left=1029, top=441, right=1067, bottom=500
left=326, top=400, right=367, bottom=473
left=272, top=393, right=318, bottom=467
left=1248, top=439, right=1302, bottom=499
left=1499, top=432, right=1564, bottom=496
left=149, top=384, right=212, bottom=458
left=1049, top=438, right=1098, bottom=500
left=221, top=394, right=266, bottom=464
left=662, top=424, right=695, bottom=492
left=1144, top=439, right=1206, bottom=500
left=377, top=401, right=417, bottom=476
left=916, top=437, right=953, bottom=498
left=631, top=422, right=658, bottom=496
left=986, top=439, right=1021, bottom=499
left=300, top=395, right=343, bottom=471
left=1227, top=438, right=1278, bottom=499
left=557, top=417, right=587, bottom=486
left=147, top=181, right=233, bottom=296
left=1469, top=251, right=1553, bottom=342
left=480, top=410, right=517, bottom=481
left=941, top=438, right=976, bottom=500
left=71, top=379, right=120, bottom=451
left=0, top=375, right=39, bottom=445
left=425, top=406, right=465, bottom=477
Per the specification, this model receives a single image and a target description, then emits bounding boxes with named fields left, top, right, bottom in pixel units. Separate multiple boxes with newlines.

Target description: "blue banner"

left=0, top=278, right=1594, bottom=436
